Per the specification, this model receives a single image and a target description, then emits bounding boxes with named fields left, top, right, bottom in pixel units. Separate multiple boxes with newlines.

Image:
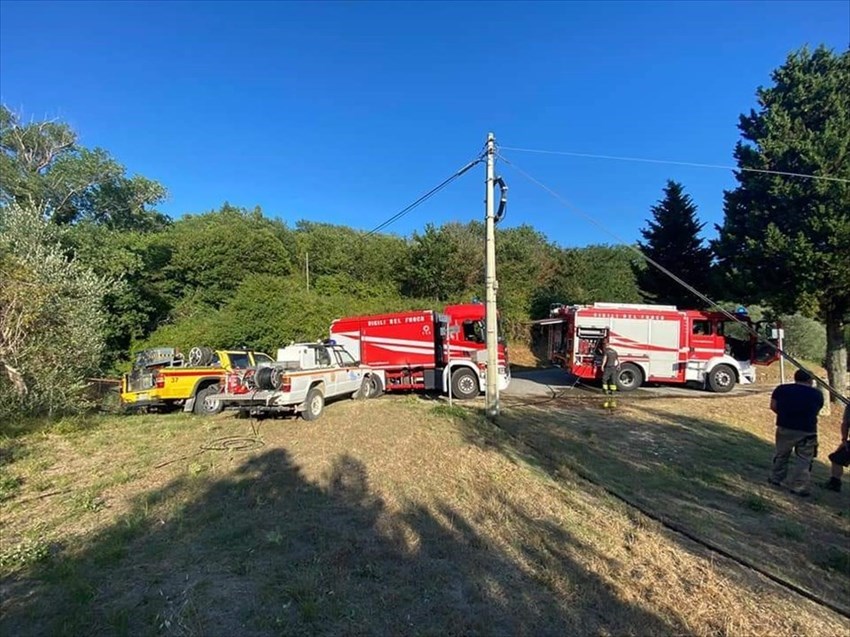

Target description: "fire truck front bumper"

left=498, top=365, right=511, bottom=390
left=738, top=363, right=756, bottom=384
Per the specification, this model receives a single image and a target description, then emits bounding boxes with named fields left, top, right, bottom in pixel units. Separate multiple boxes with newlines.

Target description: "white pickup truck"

left=208, top=341, right=385, bottom=420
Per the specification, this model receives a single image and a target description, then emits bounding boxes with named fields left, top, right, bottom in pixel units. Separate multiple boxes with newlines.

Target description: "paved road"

left=504, top=367, right=770, bottom=400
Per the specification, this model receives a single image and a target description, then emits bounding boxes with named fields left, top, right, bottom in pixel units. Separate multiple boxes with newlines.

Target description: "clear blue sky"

left=1, top=1, right=847, bottom=247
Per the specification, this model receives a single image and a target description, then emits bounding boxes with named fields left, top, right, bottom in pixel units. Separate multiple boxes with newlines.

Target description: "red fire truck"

left=330, top=304, right=510, bottom=400
left=542, top=302, right=778, bottom=393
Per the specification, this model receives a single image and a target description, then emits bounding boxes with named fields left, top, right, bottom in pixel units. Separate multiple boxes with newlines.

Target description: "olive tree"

left=0, top=203, right=114, bottom=418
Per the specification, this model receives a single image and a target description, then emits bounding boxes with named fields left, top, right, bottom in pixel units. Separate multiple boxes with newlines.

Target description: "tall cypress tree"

left=633, top=180, right=713, bottom=308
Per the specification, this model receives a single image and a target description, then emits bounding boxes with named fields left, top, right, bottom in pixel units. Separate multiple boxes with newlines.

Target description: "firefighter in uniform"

left=600, top=338, right=620, bottom=395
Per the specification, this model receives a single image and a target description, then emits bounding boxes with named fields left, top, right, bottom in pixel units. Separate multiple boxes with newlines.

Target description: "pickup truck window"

left=316, top=347, right=332, bottom=367
left=254, top=353, right=273, bottom=365
left=334, top=348, right=356, bottom=367
left=228, top=353, right=251, bottom=369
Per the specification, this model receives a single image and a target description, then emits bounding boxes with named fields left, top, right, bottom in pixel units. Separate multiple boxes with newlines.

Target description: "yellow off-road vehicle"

left=120, top=346, right=273, bottom=414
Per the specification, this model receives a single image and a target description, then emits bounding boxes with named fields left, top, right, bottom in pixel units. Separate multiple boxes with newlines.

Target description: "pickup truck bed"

left=209, top=342, right=384, bottom=420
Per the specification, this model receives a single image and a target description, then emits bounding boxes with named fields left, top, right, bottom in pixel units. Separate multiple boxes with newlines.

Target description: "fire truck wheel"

left=194, top=385, right=223, bottom=415
left=708, top=365, right=736, bottom=393
left=302, top=387, right=324, bottom=421
left=615, top=363, right=644, bottom=392
left=451, top=368, right=480, bottom=400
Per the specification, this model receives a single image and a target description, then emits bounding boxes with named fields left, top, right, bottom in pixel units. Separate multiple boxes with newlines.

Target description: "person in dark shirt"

left=768, top=368, right=824, bottom=496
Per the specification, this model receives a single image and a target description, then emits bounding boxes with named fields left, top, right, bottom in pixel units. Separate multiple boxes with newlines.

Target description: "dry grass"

left=508, top=341, right=544, bottom=368
left=1, top=394, right=848, bottom=637
left=494, top=387, right=850, bottom=622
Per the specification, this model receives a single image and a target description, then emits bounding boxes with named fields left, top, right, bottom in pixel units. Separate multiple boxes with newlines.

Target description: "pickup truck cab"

left=121, top=347, right=274, bottom=414
left=210, top=341, right=383, bottom=420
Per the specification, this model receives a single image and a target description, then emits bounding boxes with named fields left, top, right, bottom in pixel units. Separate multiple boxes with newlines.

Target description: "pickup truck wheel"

left=451, top=368, right=480, bottom=400
left=367, top=374, right=384, bottom=398
left=354, top=377, right=370, bottom=400
left=302, top=387, right=324, bottom=421
left=189, top=346, right=214, bottom=367
left=270, top=367, right=285, bottom=390
left=194, top=385, right=223, bottom=415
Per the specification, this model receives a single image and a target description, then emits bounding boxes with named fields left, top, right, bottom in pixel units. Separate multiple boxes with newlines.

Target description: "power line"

left=497, top=150, right=849, bottom=406
left=363, top=156, right=483, bottom=237
left=498, top=145, right=850, bottom=184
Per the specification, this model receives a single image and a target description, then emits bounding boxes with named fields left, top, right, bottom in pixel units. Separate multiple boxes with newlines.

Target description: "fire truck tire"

left=189, top=346, right=214, bottom=367
left=194, top=384, right=223, bottom=415
left=451, top=367, right=480, bottom=400
left=615, top=363, right=644, bottom=392
left=708, top=365, right=736, bottom=393
left=302, top=387, right=324, bottom=421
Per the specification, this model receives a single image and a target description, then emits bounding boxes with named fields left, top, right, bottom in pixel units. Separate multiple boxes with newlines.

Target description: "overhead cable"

left=364, top=156, right=483, bottom=237
left=497, top=150, right=848, bottom=405
left=498, top=145, right=850, bottom=184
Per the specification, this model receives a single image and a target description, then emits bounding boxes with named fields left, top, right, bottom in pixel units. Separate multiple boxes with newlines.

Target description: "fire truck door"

left=690, top=319, right=723, bottom=358
left=752, top=321, right=781, bottom=365
left=646, top=319, right=680, bottom=379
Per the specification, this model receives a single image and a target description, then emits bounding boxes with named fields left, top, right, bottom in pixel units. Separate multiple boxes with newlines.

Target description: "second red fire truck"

left=330, top=303, right=510, bottom=399
left=542, top=302, right=778, bottom=393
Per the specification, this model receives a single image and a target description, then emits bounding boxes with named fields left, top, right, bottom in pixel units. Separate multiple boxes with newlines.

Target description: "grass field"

left=1, top=388, right=848, bottom=636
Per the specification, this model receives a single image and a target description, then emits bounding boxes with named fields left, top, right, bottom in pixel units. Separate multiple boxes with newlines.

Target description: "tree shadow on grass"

left=1, top=447, right=691, bottom=637
left=461, top=400, right=850, bottom=618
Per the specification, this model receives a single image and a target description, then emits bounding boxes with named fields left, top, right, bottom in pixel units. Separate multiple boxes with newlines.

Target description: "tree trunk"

left=825, top=312, right=848, bottom=403
left=1, top=359, right=28, bottom=395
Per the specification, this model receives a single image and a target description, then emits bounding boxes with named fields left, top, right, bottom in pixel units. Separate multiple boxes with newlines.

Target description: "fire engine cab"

left=542, top=302, right=778, bottom=393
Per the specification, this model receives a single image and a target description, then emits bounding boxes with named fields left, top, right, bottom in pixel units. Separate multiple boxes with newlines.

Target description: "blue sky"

left=1, top=0, right=847, bottom=247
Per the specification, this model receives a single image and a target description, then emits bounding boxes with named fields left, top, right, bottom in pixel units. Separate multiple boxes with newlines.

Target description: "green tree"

left=293, top=221, right=409, bottom=294
left=64, top=224, right=173, bottom=368
left=532, top=244, right=643, bottom=315
left=0, top=204, right=114, bottom=419
left=165, top=203, right=294, bottom=307
left=714, top=46, right=850, bottom=398
left=0, top=106, right=167, bottom=230
left=402, top=224, right=467, bottom=301
left=634, top=181, right=713, bottom=308
left=496, top=225, right=562, bottom=339
left=139, top=274, right=431, bottom=356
